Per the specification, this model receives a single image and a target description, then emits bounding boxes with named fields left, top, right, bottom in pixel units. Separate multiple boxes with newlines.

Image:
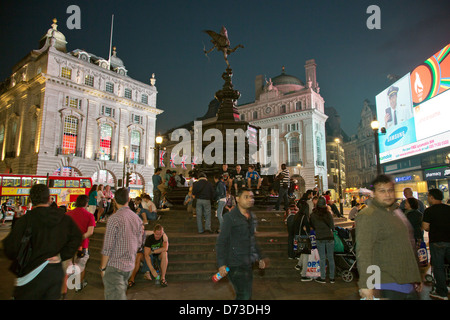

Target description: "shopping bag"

left=417, top=240, right=428, bottom=268
left=306, top=248, right=321, bottom=278
left=334, top=230, right=345, bottom=253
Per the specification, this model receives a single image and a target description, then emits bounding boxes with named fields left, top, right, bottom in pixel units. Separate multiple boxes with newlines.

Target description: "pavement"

left=0, top=208, right=445, bottom=306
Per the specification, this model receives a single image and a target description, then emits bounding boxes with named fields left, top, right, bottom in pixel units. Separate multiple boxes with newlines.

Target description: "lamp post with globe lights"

left=334, top=138, right=344, bottom=217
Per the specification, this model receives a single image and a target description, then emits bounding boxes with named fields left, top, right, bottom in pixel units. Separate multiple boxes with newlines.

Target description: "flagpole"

left=107, top=14, right=114, bottom=68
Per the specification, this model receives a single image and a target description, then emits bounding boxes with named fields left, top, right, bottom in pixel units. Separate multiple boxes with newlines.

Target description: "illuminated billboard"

left=410, top=44, right=450, bottom=105
left=376, top=43, right=450, bottom=164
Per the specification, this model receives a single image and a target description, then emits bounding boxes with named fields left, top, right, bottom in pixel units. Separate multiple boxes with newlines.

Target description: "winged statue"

left=203, top=26, right=244, bottom=68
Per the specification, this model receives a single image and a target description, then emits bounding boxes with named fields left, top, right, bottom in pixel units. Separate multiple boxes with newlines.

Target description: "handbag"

left=295, top=215, right=311, bottom=256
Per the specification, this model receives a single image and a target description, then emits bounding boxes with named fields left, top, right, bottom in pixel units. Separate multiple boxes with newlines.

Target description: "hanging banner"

left=170, top=153, right=176, bottom=168
left=191, top=156, right=198, bottom=168
left=180, top=155, right=187, bottom=169
left=159, top=150, right=165, bottom=167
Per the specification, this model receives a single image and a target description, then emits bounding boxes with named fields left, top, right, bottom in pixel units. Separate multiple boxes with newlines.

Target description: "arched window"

left=53, top=166, right=81, bottom=177
left=130, top=130, right=141, bottom=164
left=62, top=116, right=78, bottom=155
left=99, top=123, right=113, bottom=160
left=129, top=173, right=143, bottom=185
left=92, top=169, right=115, bottom=185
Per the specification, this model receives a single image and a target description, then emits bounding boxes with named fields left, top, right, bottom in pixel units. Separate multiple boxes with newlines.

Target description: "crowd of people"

left=2, top=182, right=169, bottom=300
left=1, top=164, right=449, bottom=301
left=286, top=175, right=450, bottom=300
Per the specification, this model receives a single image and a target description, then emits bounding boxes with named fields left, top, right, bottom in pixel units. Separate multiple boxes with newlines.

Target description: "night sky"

left=1, top=0, right=449, bottom=137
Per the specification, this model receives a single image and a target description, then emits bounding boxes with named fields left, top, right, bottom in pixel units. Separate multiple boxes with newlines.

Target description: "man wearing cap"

left=384, top=86, right=413, bottom=129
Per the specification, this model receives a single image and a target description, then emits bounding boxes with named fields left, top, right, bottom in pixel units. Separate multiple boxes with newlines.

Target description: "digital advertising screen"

left=376, top=43, right=450, bottom=164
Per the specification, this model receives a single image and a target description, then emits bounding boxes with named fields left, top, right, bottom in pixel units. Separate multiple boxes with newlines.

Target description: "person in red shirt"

left=64, top=195, right=96, bottom=295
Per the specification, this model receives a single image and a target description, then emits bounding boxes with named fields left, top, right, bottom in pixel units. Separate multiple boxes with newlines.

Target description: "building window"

left=53, top=167, right=81, bottom=177
left=130, top=130, right=141, bottom=164
left=288, top=123, right=299, bottom=132
left=92, top=169, right=115, bottom=185
left=85, top=75, right=94, bottom=87
left=101, top=106, right=115, bottom=118
left=62, top=116, right=78, bottom=155
left=61, top=67, right=72, bottom=80
left=281, top=105, right=286, bottom=114
left=296, top=101, right=302, bottom=111
left=289, top=137, right=300, bottom=163
left=105, top=82, right=114, bottom=94
left=99, top=123, right=113, bottom=160
left=132, top=114, right=143, bottom=125
left=141, top=94, right=148, bottom=104
left=125, top=88, right=132, bottom=99
left=316, top=135, right=322, bottom=162
left=253, top=111, right=258, bottom=120
left=65, top=96, right=82, bottom=109
left=241, top=114, right=245, bottom=121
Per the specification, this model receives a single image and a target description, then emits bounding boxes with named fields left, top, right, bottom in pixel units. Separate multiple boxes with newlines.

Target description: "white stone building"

left=237, top=60, right=328, bottom=192
left=0, top=19, right=163, bottom=194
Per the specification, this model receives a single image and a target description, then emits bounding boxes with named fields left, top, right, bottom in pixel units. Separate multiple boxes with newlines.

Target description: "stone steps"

left=85, top=205, right=353, bottom=283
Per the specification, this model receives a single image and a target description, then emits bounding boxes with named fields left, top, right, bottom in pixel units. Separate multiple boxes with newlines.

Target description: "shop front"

left=424, top=166, right=450, bottom=202
left=390, top=171, right=428, bottom=205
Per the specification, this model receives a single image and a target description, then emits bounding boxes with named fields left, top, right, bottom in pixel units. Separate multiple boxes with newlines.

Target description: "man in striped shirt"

left=100, top=188, right=143, bottom=300
left=275, top=164, right=290, bottom=212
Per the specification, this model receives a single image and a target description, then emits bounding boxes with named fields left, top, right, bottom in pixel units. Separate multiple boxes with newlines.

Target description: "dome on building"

left=272, top=66, right=304, bottom=87
left=110, top=47, right=125, bottom=68
left=38, top=19, right=67, bottom=53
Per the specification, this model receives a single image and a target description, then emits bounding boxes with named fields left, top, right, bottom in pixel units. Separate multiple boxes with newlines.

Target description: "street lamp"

left=334, top=138, right=343, bottom=217
left=155, top=134, right=163, bottom=168
left=371, top=120, right=382, bottom=175
left=122, top=146, right=128, bottom=188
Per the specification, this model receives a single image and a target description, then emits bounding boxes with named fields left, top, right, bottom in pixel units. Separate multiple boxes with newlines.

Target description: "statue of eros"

left=203, top=26, right=244, bottom=68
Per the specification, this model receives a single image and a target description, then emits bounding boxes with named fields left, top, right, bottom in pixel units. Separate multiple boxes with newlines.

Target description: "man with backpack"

left=3, top=184, right=82, bottom=300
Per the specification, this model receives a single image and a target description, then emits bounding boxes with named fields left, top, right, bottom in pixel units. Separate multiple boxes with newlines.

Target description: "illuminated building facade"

left=0, top=19, right=163, bottom=194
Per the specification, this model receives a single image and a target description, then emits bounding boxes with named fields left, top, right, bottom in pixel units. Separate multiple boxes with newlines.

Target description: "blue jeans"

left=316, top=240, right=335, bottom=280
left=217, top=200, right=226, bottom=228
left=140, top=209, right=157, bottom=221
left=430, top=242, right=450, bottom=296
left=276, top=186, right=289, bottom=210
left=228, top=265, right=253, bottom=300
left=196, top=199, right=211, bottom=233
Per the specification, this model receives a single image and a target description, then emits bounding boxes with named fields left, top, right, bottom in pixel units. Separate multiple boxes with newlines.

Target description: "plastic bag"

left=306, top=248, right=321, bottom=278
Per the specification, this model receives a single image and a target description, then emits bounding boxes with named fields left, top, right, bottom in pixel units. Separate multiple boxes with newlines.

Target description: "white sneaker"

left=429, top=290, right=449, bottom=300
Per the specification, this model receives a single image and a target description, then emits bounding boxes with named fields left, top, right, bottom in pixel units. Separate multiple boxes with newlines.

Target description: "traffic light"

left=126, top=172, right=132, bottom=187
left=314, top=175, right=320, bottom=187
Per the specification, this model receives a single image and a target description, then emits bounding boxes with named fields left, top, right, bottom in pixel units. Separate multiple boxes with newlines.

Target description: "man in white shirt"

left=384, top=86, right=413, bottom=129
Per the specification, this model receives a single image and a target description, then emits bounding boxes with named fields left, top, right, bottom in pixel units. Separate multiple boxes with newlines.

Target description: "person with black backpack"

left=3, top=184, right=82, bottom=300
